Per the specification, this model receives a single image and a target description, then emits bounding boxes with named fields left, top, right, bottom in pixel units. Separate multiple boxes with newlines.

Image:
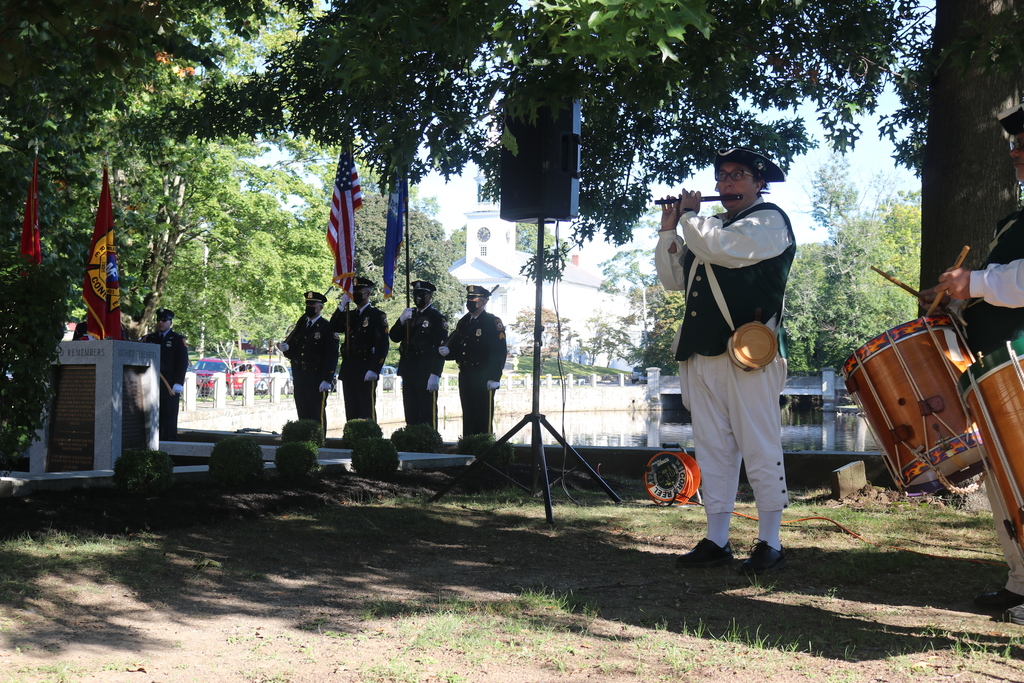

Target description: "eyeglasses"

left=1011, top=138, right=1024, bottom=151
left=714, top=170, right=754, bottom=182
left=157, top=317, right=170, bottom=322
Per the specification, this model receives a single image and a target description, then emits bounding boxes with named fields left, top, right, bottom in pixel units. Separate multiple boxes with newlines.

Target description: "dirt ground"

left=2, top=468, right=1023, bottom=683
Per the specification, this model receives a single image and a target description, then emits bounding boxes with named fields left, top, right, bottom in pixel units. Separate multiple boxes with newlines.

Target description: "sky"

left=418, top=96, right=922, bottom=274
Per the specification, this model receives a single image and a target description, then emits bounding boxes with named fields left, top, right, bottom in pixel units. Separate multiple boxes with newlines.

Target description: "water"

left=378, top=407, right=879, bottom=452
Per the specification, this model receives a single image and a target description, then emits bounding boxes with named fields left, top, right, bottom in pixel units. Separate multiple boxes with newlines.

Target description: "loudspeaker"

left=499, top=100, right=581, bottom=223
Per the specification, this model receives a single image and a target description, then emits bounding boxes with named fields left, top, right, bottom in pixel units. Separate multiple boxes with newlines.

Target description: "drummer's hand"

left=918, top=285, right=951, bottom=311
left=939, top=267, right=973, bottom=300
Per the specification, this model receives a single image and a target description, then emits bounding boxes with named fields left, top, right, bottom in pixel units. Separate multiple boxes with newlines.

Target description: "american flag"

left=327, top=151, right=362, bottom=295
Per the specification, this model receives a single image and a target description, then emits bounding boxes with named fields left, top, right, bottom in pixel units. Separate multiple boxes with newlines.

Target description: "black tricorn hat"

left=304, top=291, right=327, bottom=304
left=715, top=147, right=785, bottom=183
left=466, top=285, right=491, bottom=298
left=156, top=308, right=174, bottom=320
left=411, top=280, right=436, bottom=292
left=353, top=277, right=375, bottom=290
left=1000, top=104, right=1024, bottom=136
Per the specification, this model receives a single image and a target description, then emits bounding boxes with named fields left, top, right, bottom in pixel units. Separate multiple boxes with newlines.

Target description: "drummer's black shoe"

left=675, top=538, right=733, bottom=568
left=974, top=588, right=1024, bottom=610
left=738, top=540, right=788, bottom=575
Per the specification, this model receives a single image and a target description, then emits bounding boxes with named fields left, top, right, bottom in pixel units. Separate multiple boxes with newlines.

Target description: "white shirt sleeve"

left=970, top=260, right=1024, bottom=308
left=680, top=200, right=792, bottom=268
left=654, top=230, right=689, bottom=292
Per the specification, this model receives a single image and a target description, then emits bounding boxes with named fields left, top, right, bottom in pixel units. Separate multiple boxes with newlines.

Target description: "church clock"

left=477, top=227, right=491, bottom=242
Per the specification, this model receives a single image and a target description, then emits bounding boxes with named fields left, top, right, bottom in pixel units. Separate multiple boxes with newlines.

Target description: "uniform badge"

left=496, top=320, right=505, bottom=331
left=476, top=328, right=482, bottom=337
left=362, top=318, right=369, bottom=328
left=165, top=340, right=172, bottom=348
left=314, top=332, right=321, bottom=339
left=422, top=320, right=429, bottom=328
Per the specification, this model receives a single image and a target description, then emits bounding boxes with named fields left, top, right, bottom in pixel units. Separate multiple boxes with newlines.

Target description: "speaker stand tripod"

left=429, top=218, right=622, bottom=522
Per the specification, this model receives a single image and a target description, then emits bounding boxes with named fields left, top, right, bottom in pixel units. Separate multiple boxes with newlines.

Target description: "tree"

left=511, top=307, right=572, bottom=361
left=785, top=157, right=921, bottom=371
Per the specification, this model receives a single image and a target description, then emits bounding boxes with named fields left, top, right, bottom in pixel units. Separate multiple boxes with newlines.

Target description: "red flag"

left=326, top=151, right=361, bottom=295
left=19, top=156, right=41, bottom=265
left=83, top=168, right=122, bottom=340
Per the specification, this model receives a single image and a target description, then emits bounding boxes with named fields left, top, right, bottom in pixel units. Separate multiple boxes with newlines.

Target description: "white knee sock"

left=706, top=512, right=732, bottom=548
left=757, top=509, right=783, bottom=550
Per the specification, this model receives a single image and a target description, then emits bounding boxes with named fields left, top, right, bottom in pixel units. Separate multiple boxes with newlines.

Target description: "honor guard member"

left=439, top=285, right=506, bottom=436
left=142, top=308, right=189, bottom=441
left=389, top=280, right=448, bottom=428
left=656, top=147, right=794, bottom=575
left=279, top=291, right=339, bottom=434
left=921, top=103, right=1024, bottom=620
left=330, top=277, right=390, bottom=421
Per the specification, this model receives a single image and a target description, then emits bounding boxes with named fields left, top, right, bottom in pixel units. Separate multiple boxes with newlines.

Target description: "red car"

left=192, top=358, right=263, bottom=396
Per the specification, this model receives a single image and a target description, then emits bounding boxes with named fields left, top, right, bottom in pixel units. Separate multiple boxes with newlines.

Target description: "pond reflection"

left=376, top=406, right=879, bottom=452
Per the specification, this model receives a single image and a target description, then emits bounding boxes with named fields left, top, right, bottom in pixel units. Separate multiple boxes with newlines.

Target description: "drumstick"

left=925, top=245, right=971, bottom=316
left=870, top=266, right=920, bottom=298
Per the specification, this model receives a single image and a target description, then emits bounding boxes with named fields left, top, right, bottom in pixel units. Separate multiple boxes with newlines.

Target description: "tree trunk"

left=921, top=0, right=1022, bottom=287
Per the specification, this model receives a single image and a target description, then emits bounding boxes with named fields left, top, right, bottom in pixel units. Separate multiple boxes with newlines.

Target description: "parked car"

left=192, top=358, right=263, bottom=395
left=255, top=362, right=293, bottom=395
left=380, top=365, right=397, bottom=391
left=630, top=367, right=647, bottom=384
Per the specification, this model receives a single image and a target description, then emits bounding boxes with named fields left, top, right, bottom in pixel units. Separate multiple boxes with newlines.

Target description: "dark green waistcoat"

left=675, top=203, right=796, bottom=361
left=963, top=209, right=1024, bottom=355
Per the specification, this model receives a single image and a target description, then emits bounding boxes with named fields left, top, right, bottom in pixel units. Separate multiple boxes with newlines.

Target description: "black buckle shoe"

left=675, top=538, right=733, bottom=568
left=738, top=540, right=787, bottom=574
left=975, top=588, right=1024, bottom=610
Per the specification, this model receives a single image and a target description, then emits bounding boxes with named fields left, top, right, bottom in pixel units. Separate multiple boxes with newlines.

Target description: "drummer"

left=656, top=147, right=795, bottom=574
left=922, top=103, right=1024, bottom=622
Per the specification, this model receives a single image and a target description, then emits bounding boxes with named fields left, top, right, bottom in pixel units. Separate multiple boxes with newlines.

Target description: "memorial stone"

left=28, top=340, right=160, bottom=473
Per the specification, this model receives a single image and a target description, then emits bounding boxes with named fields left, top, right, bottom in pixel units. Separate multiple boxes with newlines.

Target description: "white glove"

left=172, top=384, right=183, bottom=395
left=438, top=346, right=449, bottom=357
left=399, top=307, right=414, bottom=323
left=426, top=374, right=439, bottom=392
left=486, top=380, right=500, bottom=391
left=364, top=370, right=378, bottom=382
left=318, top=381, right=332, bottom=392
left=278, top=342, right=289, bottom=352
left=338, top=293, right=352, bottom=310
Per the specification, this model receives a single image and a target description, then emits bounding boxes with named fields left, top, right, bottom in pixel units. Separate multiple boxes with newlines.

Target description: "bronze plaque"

left=121, top=366, right=148, bottom=450
left=47, top=365, right=96, bottom=472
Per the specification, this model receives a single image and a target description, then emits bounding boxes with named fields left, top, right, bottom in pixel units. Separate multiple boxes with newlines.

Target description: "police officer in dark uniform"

left=439, top=285, right=506, bottom=436
left=280, top=291, right=339, bottom=434
left=330, top=277, right=390, bottom=421
left=142, top=308, right=189, bottom=441
left=389, top=280, right=448, bottom=428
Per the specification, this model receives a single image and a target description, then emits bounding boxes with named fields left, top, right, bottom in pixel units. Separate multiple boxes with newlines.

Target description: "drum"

left=958, top=338, right=1024, bottom=548
left=842, top=315, right=982, bottom=494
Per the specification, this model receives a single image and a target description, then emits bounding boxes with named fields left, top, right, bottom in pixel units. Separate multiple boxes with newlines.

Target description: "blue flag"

left=383, top=177, right=407, bottom=298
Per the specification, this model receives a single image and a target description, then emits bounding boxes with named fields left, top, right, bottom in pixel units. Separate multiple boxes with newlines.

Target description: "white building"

left=448, top=178, right=632, bottom=369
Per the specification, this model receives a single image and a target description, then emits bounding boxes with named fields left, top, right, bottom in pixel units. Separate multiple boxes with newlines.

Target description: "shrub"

left=274, top=441, right=322, bottom=479
left=208, top=436, right=265, bottom=486
left=457, top=433, right=515, bottom=469
left=281, top=419, right=326, bottom=448
left=389, top=424, right=444, bottom=454
left=340, top=419, right=383, bottom=449
left=113, top=449, right=174, bottom=495
left=351, top=437, right=399, bottom=478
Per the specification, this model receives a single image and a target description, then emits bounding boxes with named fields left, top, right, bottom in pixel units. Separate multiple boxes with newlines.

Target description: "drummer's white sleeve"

left=970, top=260, right=1024, bottom=308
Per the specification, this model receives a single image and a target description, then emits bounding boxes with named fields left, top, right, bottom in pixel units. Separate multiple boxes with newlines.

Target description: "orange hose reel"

left=642, top=450, right=701, bottom=505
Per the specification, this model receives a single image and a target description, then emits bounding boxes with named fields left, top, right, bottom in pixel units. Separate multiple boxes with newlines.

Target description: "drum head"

left=729, top=322, right=778, bottom=369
